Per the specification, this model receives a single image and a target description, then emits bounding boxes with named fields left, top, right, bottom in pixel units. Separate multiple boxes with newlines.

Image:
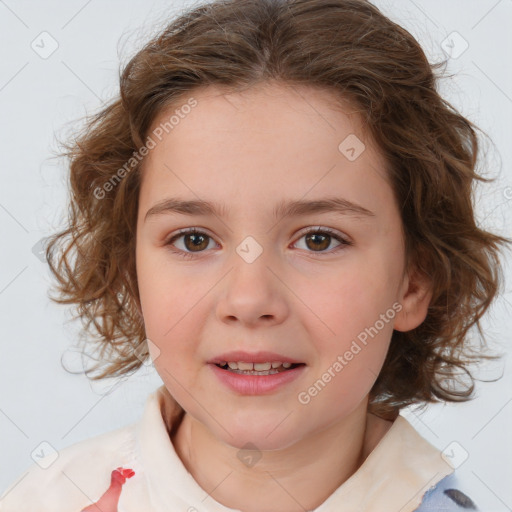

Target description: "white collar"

left=136, top=385, right=453, bottom=512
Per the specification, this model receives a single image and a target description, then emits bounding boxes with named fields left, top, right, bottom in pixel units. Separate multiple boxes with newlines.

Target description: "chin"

left=214, top=421, right=303, bottom=453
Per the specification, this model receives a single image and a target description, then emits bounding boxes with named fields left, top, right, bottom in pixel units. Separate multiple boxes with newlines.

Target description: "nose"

left=215, top=248, right=290, bottom=328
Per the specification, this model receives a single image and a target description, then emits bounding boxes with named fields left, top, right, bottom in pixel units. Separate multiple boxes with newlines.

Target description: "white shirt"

left=0, top=385, right=462, bottom=512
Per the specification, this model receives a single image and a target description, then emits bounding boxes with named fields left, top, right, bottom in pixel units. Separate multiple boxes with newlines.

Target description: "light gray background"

left=0, top=0, right=511, bottom=510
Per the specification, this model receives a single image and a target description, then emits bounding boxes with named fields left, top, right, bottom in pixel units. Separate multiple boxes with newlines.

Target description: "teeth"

left=253, top=362, right=271, bottom=371
left=220, top=361, right=296, bottom=371
left=227, top=368, right=280, bottom=376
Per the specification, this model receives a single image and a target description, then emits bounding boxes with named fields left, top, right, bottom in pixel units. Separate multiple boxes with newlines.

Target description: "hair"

left=46, top=0, right=511, bottom=420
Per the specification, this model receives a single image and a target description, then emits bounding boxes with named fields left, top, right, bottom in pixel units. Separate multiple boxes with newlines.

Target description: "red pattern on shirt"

left=81, top=467, right=135, bottom=512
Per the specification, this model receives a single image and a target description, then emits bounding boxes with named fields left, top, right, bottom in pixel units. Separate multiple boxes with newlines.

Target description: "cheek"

left=298, top=257, right=397, bottom=392
left=137, top=246, right=201, bottom=326
left=136, top=251, right=205, bottom=372
left=306, top=313, right=393, bottom=416
left=297, top=334, right=390, bottom=421
left=302, top=262, right=398, bottom=339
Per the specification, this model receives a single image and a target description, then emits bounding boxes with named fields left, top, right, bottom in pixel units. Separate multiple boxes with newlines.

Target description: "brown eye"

left=165, top=229, right=216, bottom=259
left=182, top=232, right=210, bottom=252
left=294, top=227, right=351, bottom=254
left=304, top=232, right=331, bottom=251
left=165, top=226, right=351, bottom=260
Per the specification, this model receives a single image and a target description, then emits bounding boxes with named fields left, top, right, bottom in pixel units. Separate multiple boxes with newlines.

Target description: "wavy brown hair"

left=46, top=0, right=511, bottom=419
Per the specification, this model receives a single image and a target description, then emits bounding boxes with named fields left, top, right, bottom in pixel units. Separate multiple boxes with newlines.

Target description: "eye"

left=164, top=228, right=217, bottom=260
left=293, top=227, right=352, bottom=254
left=164, top=226, right=352, bottom=260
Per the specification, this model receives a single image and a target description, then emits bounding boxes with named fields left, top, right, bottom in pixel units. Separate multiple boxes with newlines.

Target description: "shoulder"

left=415, top=472, right=479, bottom=511
left=0, top=422, right=138, bottom=512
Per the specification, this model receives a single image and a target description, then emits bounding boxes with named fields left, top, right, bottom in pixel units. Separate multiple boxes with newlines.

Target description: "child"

left=1, top=0, right=509, bottom=510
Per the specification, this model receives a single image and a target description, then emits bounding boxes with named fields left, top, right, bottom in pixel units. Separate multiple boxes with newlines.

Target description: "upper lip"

left=207, top=350, right=305, bottom=365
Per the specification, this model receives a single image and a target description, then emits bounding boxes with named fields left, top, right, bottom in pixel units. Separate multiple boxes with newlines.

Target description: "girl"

left=1, top=0, right=509, bottom=510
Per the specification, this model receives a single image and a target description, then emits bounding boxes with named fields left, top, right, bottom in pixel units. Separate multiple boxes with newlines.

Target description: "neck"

left=171, top=401, right=393, bottom=512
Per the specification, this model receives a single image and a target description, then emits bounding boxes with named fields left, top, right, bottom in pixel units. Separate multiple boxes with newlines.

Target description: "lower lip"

left=208, top=364, right=306, bottom=395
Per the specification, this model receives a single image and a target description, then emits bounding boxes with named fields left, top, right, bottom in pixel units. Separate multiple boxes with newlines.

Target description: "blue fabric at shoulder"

left=415, top=472, right=479, bottom=511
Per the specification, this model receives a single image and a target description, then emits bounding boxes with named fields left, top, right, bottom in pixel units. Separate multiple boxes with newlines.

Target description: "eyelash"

left=164, top=227, right=352, bottom=260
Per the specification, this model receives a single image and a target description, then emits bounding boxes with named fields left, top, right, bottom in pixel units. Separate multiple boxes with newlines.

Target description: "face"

left=135, top=82, right=423, bottom=451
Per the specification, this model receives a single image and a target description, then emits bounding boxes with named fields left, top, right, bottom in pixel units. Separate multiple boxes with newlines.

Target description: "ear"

left=393, top=266, right=433, bottom=332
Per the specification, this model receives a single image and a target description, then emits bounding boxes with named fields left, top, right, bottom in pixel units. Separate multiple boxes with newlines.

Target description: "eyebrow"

left=144, top=196, right=375, bottom=223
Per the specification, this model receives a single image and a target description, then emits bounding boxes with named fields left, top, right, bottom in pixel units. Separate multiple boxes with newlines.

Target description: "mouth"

left=213, top=361, right=306, bottom=376
left=209, top=360, right=307, bottom=395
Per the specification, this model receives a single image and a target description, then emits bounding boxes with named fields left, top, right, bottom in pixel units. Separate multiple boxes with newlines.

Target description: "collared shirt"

left=0, top=385, right=478, bottom=511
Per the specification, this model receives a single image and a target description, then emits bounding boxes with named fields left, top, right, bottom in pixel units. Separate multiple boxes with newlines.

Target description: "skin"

left=135, top=82, right=432, bottom=512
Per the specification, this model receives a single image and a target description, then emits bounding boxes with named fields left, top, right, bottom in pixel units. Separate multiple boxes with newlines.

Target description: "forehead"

left=139, top=83, right=393, bottom=221
left=146, top=82, right=369, bottom=158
